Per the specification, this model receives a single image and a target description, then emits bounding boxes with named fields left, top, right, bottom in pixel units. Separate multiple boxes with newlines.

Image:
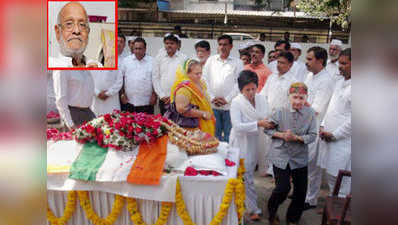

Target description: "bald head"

left=57, top=2, right=88, bottom=25
left=55, top=2, right=90, bottom=58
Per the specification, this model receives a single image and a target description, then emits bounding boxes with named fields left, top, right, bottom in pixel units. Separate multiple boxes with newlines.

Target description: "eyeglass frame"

left=57, top=20, right=90, bottom=32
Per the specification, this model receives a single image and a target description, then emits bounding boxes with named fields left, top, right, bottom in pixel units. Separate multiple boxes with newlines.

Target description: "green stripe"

left=69, top=142, right=108, bottom=181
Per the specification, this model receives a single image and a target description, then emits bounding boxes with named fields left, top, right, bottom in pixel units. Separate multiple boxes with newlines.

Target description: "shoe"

left=269, top=215, right=280, bottom=225
left=287, top=222, right=299, bottom=225
left=303, top=202, right=317, bottom=211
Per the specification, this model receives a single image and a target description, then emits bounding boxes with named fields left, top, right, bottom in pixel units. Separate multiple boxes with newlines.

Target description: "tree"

left=296, top=0, right=351, bottom=29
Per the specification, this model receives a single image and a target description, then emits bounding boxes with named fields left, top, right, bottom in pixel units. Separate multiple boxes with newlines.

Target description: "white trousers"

left=244, top=162, right=262, bottom=214
left=305, top=139, right=322, bottom=206
left=326, top=173, right=351, bottom=197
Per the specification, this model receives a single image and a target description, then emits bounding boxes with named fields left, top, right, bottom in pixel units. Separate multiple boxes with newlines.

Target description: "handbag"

left=164, top=102, right=199, bottom=128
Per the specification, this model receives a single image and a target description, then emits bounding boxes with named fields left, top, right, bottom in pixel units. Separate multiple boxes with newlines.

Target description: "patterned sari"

left=170, top=59, right=215, bottom=136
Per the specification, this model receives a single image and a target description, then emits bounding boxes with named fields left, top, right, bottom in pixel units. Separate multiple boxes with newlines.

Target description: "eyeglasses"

left=59, top=21, right=89, bottom=32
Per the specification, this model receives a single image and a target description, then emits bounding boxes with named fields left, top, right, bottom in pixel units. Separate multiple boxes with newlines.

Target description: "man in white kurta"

left=49, top=2, right=101, bottom=68
left=320, top=48, right=351, bottom=197
left=153, top=34, right=187, bottom=115
left=289, top=43, right=309, bottom=82
left=261, top=52, right=298, bottom=113
left=260, top=51, right=298, bottom=176
left=89, top=35, right=128, bottom=116
left=268, top=40, right=291, bottom=74
left=303, top=47, right=335, bottom=209
left=203, top=35, right=243, bottom=142
left=54, top=70, right=96, bottom=129
left=90, top=70, right=123, bottom=116
left=326, top=39, right=343, bottom=84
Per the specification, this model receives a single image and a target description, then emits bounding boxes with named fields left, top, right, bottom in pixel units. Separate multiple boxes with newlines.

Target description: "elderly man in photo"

left=50, top=2, right=101, bottom=68
left=326, top=39, right=343, bottom=82
left=52, top=2, right=99, bottom=130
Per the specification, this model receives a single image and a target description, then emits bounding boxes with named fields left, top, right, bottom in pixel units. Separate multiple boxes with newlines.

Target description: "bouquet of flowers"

left=72, top=111, right=169, bottom=150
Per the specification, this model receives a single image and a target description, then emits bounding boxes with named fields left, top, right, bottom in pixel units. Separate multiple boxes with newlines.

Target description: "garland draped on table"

left=78, top=191, right=125, bottom=225
left=127, top=198, right=173, bottom=225
left=46, top=159, right=246, bottom=225
left=175, top=158, right=246, bottom=225
left=47, top=191, right=77, bottom=225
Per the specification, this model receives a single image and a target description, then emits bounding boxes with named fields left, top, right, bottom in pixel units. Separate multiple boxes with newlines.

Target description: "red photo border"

left=47, top=0, right=118, bottom=70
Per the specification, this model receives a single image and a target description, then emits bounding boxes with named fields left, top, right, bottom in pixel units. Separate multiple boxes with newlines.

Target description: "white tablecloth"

left=47, top=142, right=241, bottom=225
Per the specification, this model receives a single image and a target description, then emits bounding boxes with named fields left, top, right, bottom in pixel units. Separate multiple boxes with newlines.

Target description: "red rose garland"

left=72, top=111, right=169, bottom=151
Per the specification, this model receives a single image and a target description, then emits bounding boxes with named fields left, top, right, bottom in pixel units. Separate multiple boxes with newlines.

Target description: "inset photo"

left=47, top=0, right=117, bottom=70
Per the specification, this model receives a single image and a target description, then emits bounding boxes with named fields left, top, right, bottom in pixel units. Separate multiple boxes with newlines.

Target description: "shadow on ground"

left=247, top=171, right=330, bottom=225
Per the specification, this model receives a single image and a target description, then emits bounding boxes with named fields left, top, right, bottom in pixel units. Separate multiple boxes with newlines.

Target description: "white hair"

left=58, top=34, right=87, bottom=58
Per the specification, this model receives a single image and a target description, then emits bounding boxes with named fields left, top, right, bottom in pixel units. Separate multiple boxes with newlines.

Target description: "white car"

left=223, top=33, right=255, bottom=41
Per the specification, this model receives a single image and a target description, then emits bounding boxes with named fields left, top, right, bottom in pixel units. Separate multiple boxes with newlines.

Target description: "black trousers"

left=268, top=165, right=308, bottom=223
left=125, top=103, right=154, bottom=114
left=68, top=106, right=96, bottom=127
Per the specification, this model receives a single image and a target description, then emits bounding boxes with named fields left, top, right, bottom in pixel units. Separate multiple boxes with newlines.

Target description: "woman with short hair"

left=229, top=70, right=274, bottom=221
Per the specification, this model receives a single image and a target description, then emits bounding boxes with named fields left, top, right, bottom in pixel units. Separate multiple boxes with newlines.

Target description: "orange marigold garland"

left=127, top=197, right=173, bottom=225
left=77, top=191, right=125, bottom=225
left=47, top=191, right=77, bottom=225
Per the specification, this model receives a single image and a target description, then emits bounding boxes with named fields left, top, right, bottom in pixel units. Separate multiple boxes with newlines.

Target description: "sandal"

left=250, top=213, right=261, bottom=221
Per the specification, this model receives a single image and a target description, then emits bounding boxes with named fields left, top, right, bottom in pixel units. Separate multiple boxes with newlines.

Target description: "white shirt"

left=47, top=71, right=57, bottom=113
left=326, top=59, right=343, bottom=83
left=153, top=51, right=187, bottom=99
left=260, top=70, right=298, bottom=112
left=121, top=54, right=154, bottom=106
left=268, top=60, right=278, bottom=74
left=202, top=54, right=244, bottom=110
left=90, top=69, right=123, bottom=116
left=53, top=70, right=95, bottom=128
left=321, top=79, right=351, bottom=176
left=290, top=60, right=309, bottom=82
left=304, top=68, right=335, bottom=122
left=49, top=54, right=102, bottom=68
left=229, top=94, right=269, bottom=166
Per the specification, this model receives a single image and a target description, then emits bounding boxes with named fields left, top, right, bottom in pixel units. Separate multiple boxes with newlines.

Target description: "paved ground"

left=246, top=171, right=330, bottom=225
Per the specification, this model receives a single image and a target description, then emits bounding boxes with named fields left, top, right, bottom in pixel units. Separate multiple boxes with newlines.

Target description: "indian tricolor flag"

left=67, top=136, right=168, bottom=185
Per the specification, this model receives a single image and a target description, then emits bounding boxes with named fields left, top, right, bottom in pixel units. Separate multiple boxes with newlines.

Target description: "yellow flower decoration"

left=127, top=197, right=173, bottom=225
left=47, top=159, right=247, bottom=225
left=174, top=159, right=247, bottom=225
left=175, top=178, right=196, bottom=225
left=47, top=191, right=77, bottom=225
left=77, top=191, right=125, bottom=225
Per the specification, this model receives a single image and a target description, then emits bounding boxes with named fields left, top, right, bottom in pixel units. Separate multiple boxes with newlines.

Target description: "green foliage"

left=297, top=0, right=351, bottom=29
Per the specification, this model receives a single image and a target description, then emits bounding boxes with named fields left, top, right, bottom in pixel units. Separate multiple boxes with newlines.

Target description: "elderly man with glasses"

left=50, top=2, right=101, bottom=68
left=51, top=2, right=102, bottom=130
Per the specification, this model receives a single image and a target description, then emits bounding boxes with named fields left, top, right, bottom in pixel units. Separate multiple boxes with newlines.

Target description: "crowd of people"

left=48, top=4, right=351, bottom=223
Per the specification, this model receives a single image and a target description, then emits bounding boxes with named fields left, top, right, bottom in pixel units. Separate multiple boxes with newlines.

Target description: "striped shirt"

left=265, top=105, right=317, bottom=170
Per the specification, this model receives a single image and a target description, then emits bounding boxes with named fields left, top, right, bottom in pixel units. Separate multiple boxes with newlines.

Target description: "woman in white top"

left=229, top=70, right=274, bottom=221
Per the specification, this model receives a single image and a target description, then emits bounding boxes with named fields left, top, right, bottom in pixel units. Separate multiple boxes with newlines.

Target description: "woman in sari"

left=170, top=59, right=216, bottom=136
left=229, top=70, right=274, bottom=221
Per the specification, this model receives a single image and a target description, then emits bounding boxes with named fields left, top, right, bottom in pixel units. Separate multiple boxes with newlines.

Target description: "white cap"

left=238, top=42, right=250, bottom=50
left=291, top=43, right=302, bottom=50
left=164, top=33, right=181, bottom=41
left=330, top=39, right=343, bottom=47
